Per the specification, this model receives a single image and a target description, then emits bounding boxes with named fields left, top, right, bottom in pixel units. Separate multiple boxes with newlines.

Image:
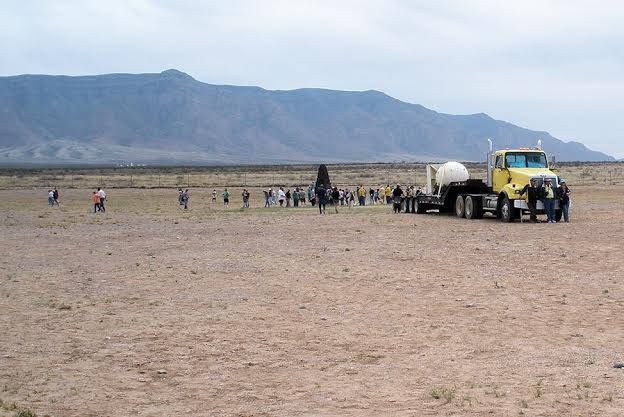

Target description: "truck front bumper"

left=514, top=200, right=560, bottom=210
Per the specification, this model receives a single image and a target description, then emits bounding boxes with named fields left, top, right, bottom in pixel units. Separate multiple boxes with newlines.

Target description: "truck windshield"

left=505, top=153, right=547, bottom=168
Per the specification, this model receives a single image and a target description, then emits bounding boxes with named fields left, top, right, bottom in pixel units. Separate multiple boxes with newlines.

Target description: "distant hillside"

left=0, top=69, right=613, bottom=165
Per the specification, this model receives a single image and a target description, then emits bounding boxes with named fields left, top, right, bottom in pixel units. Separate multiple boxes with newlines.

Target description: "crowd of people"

left=46, top=180, right=572, bottom=223
left=174, top=181, right=572, bottom=222
left=261, top=187, right=310, bottom=208
left=518, top=178, right=571, bottom=223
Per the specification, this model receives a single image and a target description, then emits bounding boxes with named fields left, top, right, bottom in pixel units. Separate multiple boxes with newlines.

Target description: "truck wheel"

left=499, top=196, right=516, bottom=223
left=455, top=195, right=465, bottom=218
left=414, top=199, right=426, bottom=214
left=555, top=209, right=563, bottom=222
left=465, top=196, right=482, bottom=219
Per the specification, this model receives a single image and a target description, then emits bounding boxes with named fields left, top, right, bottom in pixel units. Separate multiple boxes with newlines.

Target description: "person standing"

left=178, top=188, right=184, bottom=205
left=223, top=188, right=230, bottom=208
left=316, top=184, right=327, bottom=214
left=293, top=188, right=300, bottom=207
left=300, top=188, right=306, bottom=206
left=308, top=184, right=316, bottom=206
left=92, top=190, right=100, bottom=213
left=369, top=187, right=375, bottom=205
left=285, top=189, right=292, bottom=207
left=543, top=179, right=556, bottom=223
left=97, top=188, right=106, bottom=212
left=347, top=189, right=355, bottom=208
left=392, top=184, right=403, bottom=213
left=518, top=178, right=542, bottom=222
left=53, top=189, right=60, bottom=206
left=405, top=185, right=414, bottom=213
left=47, top=190, right=54, bottom=206
left=331, top=187, right=340, bottom=213
left=358, top=185, right=366, bottom=206
left=264, top=190, right=270, bottom=207
left=183, top=189, right=189, bottom=209
left=243, top=189, right=250, bottom=208
left=385, top=185, right=392, bottom=204
left=277, top=188, right=286, bottom=207
left=558, top=180, right=571, bottom=223
left=211, top=189, right=217, bottom=203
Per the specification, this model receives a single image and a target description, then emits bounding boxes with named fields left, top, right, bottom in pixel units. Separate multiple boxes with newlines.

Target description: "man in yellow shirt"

left=358, top=185, right=366, bottom=206
left=385, top=185, right=392, bottom=204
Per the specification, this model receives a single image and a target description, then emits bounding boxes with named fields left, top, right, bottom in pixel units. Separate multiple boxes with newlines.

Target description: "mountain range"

left=0, top=69, right=613, bottom=165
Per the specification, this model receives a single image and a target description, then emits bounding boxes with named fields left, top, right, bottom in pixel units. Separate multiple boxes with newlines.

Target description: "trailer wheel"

left=414, top=199, right=426, bottom=214
left=465, top=196, right=482, bottom=219
left=499, top=196, right=516, bottom=223
left=455, top=195, right=465, bottom=218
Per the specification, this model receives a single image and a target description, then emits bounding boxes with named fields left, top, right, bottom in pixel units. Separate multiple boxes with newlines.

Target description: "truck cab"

left=490, top=149, right=560, bottom=221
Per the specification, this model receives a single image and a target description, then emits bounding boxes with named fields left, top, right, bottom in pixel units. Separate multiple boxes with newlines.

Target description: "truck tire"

left=465, top=195, right=482, bottom=220
left=414, top=199, right=426, bottom=214
left=499, top=196, right=516, bottom=223
left=455, top=195, right=465, bottom=218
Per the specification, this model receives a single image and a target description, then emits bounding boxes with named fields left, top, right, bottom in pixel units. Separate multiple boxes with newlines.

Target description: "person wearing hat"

left=557, top=179, right=571, bottom=223
left=518, top=178, right=543, bottom=222
left=543, top=178, right=556, bottom=223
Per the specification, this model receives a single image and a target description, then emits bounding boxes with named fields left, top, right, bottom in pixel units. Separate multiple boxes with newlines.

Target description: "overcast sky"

left=2, top=0, right=623, bottom=157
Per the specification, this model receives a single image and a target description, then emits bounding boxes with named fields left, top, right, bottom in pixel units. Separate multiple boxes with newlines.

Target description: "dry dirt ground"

left=1, top=186, right=623, bottom=417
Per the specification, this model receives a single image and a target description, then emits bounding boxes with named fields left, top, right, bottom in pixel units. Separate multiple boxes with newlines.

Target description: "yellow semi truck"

left=412, top=140, right=562, bottom=222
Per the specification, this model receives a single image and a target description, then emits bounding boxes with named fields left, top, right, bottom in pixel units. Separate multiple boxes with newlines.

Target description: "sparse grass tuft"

left=520, top=399, right=528, bottom=408
left=0, top=398, right=17, bottom=410
left=34, top=297, right=72, bottom=311
left=602, top=393, right=613, bottom=402
left=16, top=410, right=38, bottom=417
left=431, top=387, right=455, bottom=404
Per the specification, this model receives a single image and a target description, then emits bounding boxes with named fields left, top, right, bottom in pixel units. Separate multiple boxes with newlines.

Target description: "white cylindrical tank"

left=435, top=161, right=469, bottom=186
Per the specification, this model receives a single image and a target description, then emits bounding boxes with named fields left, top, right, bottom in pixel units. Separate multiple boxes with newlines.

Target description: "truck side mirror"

left=548, top=155, right=556, bottom=168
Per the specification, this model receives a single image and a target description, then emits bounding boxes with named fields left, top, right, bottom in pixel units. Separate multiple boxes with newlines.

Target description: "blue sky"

left=2, top=0, right=623, bottom=157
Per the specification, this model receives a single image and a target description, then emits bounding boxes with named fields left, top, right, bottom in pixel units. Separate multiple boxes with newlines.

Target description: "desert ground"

left=1, top=164, right=623, bottom=417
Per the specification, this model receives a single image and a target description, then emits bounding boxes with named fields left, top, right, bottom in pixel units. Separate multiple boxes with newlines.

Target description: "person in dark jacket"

left=392, top=184, right=403, bottom=213
left=316, top=184, right=327, bottom=215
left=557, top=179, right=571, bottom=223
left=518, top=179, right=544, bottom=222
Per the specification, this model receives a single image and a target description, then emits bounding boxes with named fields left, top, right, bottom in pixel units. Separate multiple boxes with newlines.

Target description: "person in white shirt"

left=97, top=188, right=106, bottom=212
left=277, top=188, right=286, bottom=207
left=269, top=188, right=275, bottom=206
